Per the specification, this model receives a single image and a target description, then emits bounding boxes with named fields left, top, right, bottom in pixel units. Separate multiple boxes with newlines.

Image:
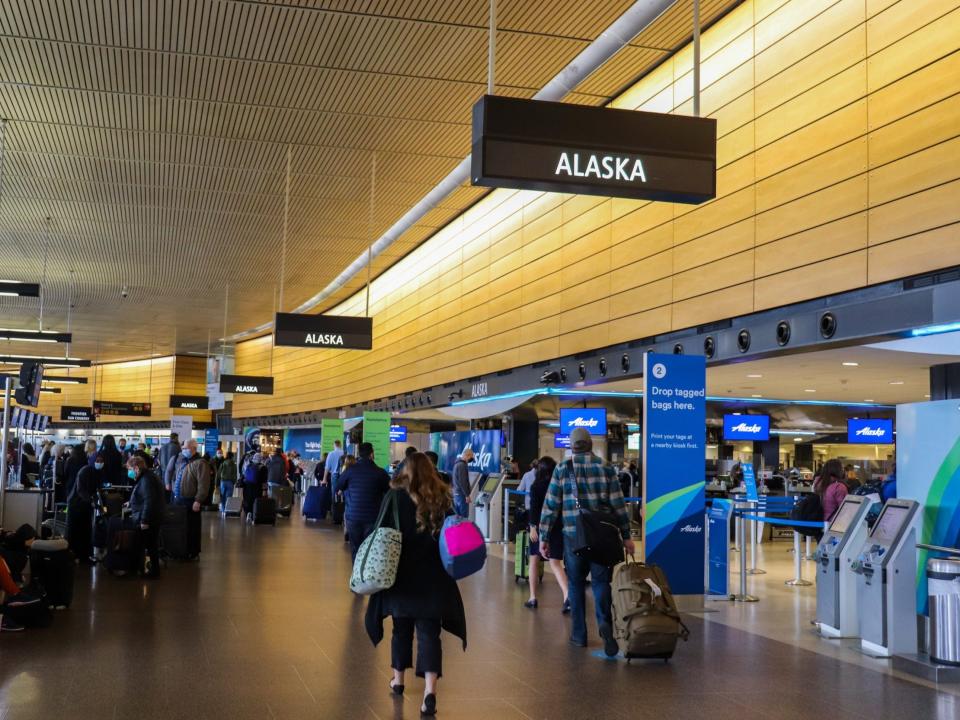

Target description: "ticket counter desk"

left=2, top=487, right=50, bottom=531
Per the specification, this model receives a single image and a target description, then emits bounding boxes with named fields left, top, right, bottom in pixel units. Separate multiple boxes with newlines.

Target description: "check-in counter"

left=2, top=488, right=51, bottom=530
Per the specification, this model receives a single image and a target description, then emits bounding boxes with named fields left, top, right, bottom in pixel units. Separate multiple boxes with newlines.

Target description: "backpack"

left=438, top=515, right=487, bottom=580
left=790, top=493, right=824, bottom=537
left=611, top=558, right=689, bottom=660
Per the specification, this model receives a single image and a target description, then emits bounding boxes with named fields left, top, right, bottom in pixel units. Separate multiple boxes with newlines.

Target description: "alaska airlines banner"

left=847, top=418, right=894, bottom=444
left=429, top=430, right=502, bottom=474
left=896, top=401, right=960, bottom=614
left=283, top=427, right=322, bottom=461
left=643, top=352, right=707, bottom=595
left=723, top=414, right=770, bottom=441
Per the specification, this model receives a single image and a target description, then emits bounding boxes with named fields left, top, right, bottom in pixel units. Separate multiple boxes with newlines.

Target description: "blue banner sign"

left=554, top=434, right=571, bottom=449
left=428, top=430, right=502, bottom=474
left=559, top=407, right=607, bottom=436
left=643, top=352, right=707, bottom=594
left=203, top=429, right=219, bottom=457
left=389, top=425, right=407, bottom=442
left=707, top=499, right=733, bottom=596
left=742, top=462, right=759, bottom=502
left=847, top=418, right=893, bottom=444
left=283, top=427, right=323, bottom=460
left=723, top=414, right=770, bottom=441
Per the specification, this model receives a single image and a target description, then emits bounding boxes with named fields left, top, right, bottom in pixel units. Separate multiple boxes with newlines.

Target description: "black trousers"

left=66, top=500, right=93, bottom=561
left=139, top=525, right=160, bottom=575
left=175, top=498, right=202, bottom=557
left=346, top=520, right=375, bottom=562
left=391, top=617, right=443, bottom=677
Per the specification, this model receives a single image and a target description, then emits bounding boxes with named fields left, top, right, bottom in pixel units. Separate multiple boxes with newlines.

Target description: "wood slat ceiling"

left=0, top=0, right=736, bottom=363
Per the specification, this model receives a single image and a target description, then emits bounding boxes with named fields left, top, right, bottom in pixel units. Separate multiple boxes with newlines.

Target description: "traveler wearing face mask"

left=68, top=449, right=104, bottom=564
left=127, top=456, right=164, bottom=578
left=216, top=451, right=237, bottom=512
left=170, top=439, right=211, bottom=559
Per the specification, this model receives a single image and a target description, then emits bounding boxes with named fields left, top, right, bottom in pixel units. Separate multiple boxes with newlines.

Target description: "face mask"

left=216, top=453, right=223, bottom=459
left=94, top=462, right=104, bottom=471
left=182, top=449, right=192, bottom=459
left=128, top=469, right=137, bottom=480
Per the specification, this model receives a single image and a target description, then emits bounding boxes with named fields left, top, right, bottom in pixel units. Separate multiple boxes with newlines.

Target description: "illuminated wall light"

left=889, top=380, right=905, bottom=386
left=842, top=362, right=859, bottom=367
left=910, top=322, right=960, bottom=337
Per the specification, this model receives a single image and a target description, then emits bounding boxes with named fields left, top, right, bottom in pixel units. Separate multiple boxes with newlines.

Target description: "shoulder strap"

left=565, top=459, right=581, bottom=507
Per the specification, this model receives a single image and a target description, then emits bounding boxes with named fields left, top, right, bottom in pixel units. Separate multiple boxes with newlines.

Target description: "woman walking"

left=524, top=456, right=570, bottom=612
left=364, top=453, right=466, bottom=716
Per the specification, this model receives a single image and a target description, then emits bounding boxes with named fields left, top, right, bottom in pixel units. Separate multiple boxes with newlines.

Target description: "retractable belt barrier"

left=733, top=507, right=824, bottom=593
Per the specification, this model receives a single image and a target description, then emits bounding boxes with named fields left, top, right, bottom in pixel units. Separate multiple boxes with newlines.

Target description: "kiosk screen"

left=481, top=475, right=500, bottom=493
left=829, top=500, right=860, bottom=535
left=872, top=505, right=909, bottom=543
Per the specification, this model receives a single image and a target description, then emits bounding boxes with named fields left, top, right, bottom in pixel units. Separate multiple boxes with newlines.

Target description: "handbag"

left=349, top=490, right=403, bottom=595
left=565, top=460, right=625, bottom=567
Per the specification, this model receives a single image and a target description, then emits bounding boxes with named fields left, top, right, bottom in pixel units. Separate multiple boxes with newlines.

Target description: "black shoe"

left=599, top=621, right=619, bottom=657
left=568, top=638, right=587, bottom=648
left=561, top=599, right=571, bottom=615
left=390, top=681, right=404, bottom=696
left=421, top=693, right=437, bottom=716
left=0, top=615, right=24, bottom=632
left=523, top=599, right=538, bottom=609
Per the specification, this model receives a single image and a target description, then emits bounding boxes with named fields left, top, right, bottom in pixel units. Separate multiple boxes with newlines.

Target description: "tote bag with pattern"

left=349, top=490, right=403, bottom=595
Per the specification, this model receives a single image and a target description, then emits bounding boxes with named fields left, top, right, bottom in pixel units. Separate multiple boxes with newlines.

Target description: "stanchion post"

left=0, top=377, right=11, bottom=524
left=735, top=507, right=758, bottom=602
left=804, top=535, right=814, bottom=560
left=747, top=501, right=766, bottom=575
left=733, top=511, right=741, bottom=552
left=785, top=531, right=812, bottom=586
left=501, top=488, right=511, bottom=545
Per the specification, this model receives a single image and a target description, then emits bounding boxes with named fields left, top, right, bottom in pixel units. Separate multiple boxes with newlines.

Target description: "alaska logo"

left=179, top=402, right=199, bottom=409
left=730, top=422, right=762, bottom=434
left=305, top=333, right=344, bottom=346
left=234, top=385, right=258, bottom=393
left=856, top=426, right=887, bottom=437
left=555, top=152, right=647, bottom=182
left=567, top=416, right=599, bottom=428
left=680, top=524, right=703, bottom=533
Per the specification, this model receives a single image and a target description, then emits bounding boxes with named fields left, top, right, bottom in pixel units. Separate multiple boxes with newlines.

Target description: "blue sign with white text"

left=644, top=352, right=707, bottom=595
left=742, top=462, right=759, bottom=502
left=283, top=427, right=323, bottom=460
left=554, top=434, right=571, bottom=449
left=390, top=425, right=408, bottom=443
left=203, top=429, right=219, bottom=457
left=723, top=414, right=770, bottom=441
left=428, top=430, right=502, bottom=474
left=559, top=407, right=607, bottom=436
left=707, top=499, right=733, bottom=596
left=847, top=418, right=893, bottom=444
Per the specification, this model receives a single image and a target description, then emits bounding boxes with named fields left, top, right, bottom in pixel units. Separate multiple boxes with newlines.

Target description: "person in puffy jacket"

left=266, top=448, right=288, bottom=487
left=127, top=456, right=164, bottom=577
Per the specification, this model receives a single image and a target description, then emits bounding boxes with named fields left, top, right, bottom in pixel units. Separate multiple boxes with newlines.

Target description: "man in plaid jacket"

left=539, top=427, right=634, bottom=654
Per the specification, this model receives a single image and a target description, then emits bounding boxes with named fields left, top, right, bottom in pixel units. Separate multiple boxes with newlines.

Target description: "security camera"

left=120, top=286, right=129, bottom=299
left=540, top=369, right=561, bottom=385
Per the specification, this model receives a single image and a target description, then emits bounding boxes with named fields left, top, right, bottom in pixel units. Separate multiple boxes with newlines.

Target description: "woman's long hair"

left=399, top=452, right=451, bottom=534
left=815, top=458, right=845, bottom=497
left=534, top=456, right=557, bottom=487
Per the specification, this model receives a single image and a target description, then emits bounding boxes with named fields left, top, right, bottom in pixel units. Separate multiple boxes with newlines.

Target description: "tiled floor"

left=1, top=509, right=956, bottom=719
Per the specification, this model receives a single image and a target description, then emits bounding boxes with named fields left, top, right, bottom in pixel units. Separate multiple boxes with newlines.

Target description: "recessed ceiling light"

left=746, top=374, right=762, bottom=378
left=793, top=437, right=803, bottom=442
left=863, top=399, right=874, bottom=402
left=751, top=394, right=762, bottom=398
left=924, top=394, right=931, bottom=398
left=804, top=389, right=816, bottom=393
left=842, top=362, right=859, bottom=367
left=889, top=380, right=905, bottom=385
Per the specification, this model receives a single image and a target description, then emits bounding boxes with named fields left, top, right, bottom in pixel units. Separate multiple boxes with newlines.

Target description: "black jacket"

left=338, top=457, right=390, bottom=525
left=266, top=455, right=287, bottom=485
left=129, top=470, right=164, bottom=527
left=365, top=490, right=466, bottom=650
left=100, top=446, right=125, bottom=486
left=71, top=465, right=102, bottom=505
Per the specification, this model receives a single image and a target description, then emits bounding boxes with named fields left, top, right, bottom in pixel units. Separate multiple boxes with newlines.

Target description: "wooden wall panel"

left=233, top=0, right=960, bottom=418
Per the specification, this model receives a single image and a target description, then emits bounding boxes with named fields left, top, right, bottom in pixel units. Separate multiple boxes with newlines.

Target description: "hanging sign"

left=60, top=406, right=95, bottom=422
left=321, top=418, right=344, bottom=456
left=471, top=95, right=716, bottom=204
left=94, top=400, right=152, bottom=417
left=169, top=395, right=209, bottom=410
left=274, top=313, right=373, bottom=350
left=219, top=374, right=274, bottom=395
left=643, top=352, right=707, bottom=594
left=362, top=411, right=392, bottom=470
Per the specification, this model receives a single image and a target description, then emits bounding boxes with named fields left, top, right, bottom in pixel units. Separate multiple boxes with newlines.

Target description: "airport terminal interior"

left=1, top=0, right=960, bottom=718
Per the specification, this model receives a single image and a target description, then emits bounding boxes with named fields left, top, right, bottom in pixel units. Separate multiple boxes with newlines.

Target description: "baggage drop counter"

left=815, top=496, right=873, bottom=638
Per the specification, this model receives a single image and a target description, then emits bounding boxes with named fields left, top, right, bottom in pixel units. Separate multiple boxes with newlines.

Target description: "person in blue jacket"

left=338, top=442, right=391, bottom=560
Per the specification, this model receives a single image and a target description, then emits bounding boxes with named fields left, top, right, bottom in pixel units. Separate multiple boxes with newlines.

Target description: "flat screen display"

left=554, top=434, right=571, bottom=449
left=481, top=475, right=500, bottom=493
left=847, top=418, right=893, bottom=444
left=723, top=414, right=770, bottom=441
left=559, top=407, right=607, bottom=437
left=829, top=499, right=861, bottom=535
left=389, top=425, right=407, bottom=442
left=871, top=505, right=910, bottom=543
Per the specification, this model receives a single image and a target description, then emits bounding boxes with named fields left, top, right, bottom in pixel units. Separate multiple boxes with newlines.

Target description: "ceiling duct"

left=228, top=0, right=677, bottom=342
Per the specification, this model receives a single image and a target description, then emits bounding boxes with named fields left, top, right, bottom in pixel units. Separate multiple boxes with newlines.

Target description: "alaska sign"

left=169, top=395, right=209, bottom=410
left=471, top=95, right=716, bottom=203
left=274, top=312, right=373, bottom=350
left=219, top=374, right=274, bottom=395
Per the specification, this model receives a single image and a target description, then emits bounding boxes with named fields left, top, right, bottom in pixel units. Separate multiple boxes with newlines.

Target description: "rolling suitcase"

left=611, top=558, right=689, bottom=661
left=513, top=530, right=542, bottom=584
left=253, top=497, right=277, bottom=525
left=223, top=495, right=243, bottom=517
left=269, top=485, right=293, bottom=518
left=302, top=485, right=329, bottom=521
left=331, top=494, right=344, bottom=525
left=104, top=516, right=140, bottom=576
left=29, top=538, right=74, bottom=608
left=160, top=505, right=190, bottom=560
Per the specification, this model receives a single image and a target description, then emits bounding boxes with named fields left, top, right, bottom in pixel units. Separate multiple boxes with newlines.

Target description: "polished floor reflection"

left=0, top=509, right=956, bottom=720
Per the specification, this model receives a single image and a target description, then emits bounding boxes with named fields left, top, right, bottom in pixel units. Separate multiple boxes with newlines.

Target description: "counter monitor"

left=829, top=499, right=861, bottom=535
left=871, top=505, right=910, bottom=543
left=481, top=475, right=501, bottom=493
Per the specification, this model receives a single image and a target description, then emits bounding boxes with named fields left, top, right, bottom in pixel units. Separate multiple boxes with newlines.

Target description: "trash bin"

left=928, top=557, right=960, bottom=666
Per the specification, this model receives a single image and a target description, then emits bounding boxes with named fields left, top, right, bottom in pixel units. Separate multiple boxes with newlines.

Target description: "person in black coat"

left=99, top=434, right=125, bottom=487
left=68, top=448, right=104, bottom=564
left=127, top=456, right=164, bottom=577
left=364, top=453, right=466, bottom=717
left=525, top=456, right=569, bottom=611
left=63, top=444, right=86, bottom=505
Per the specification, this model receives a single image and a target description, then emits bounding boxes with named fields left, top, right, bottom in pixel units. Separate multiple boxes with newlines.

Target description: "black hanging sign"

left=93, top=400, right=152, bottom=417
left=274, top=313, right=373, bottom=350
left=219, top=374, right=274, bottom=395
left=471, top=95, right=716, bottom=204
left=60, top=406, right=95, bottom=422
left=169, top=395, right=210, bottom=410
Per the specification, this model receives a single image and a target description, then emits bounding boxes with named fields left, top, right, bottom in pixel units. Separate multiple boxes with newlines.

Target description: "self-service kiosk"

left=815, top=495, right=873, bottom=638
left=852, top=499, right=920, bottom=658
left=474, top=474, right=502, bottom=541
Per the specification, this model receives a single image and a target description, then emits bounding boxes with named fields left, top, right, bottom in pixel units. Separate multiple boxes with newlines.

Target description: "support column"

left=930, top=363, right=960, bottom=400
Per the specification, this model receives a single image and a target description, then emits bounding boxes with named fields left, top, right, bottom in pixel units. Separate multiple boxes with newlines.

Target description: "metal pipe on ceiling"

left=227, top=0, right=677, bottom=343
